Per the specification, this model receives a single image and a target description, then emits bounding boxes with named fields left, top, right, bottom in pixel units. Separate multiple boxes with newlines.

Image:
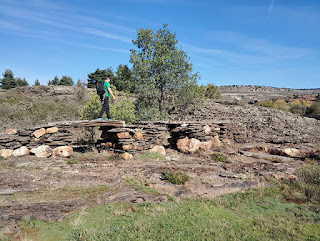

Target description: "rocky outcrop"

left=12, top=147, right=30, bottom=157
left=150, top=145, right=166, bottom=155
left=52, top=146, right=73, bottom=158
left=31, top=145, right=53, bottom=158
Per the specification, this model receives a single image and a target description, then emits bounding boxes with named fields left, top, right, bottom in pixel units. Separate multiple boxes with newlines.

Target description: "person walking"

left=97, top=75, right=116, bottom=120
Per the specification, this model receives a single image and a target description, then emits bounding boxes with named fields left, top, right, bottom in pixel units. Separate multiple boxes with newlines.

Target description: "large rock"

left=121, top=152, right=133, bottom=160
left=133, top=132, right=143, bottom=141
left=12, top=146, right=30, bottom=157
left=150, top=145, right=166, bottom=155
left=46, top=127, right=59, bottom=134
left=0, top=149, right=13, bottom=158
left=177, top=137, right=190, bottom=153
left=33, top=128, right=46, bottom=138
left=199, top=141, right=212, bottom=152
left=52, top=146, right=73, bottom=158
left=5, top=129, right=17, bottom=135
left=203, top=125, right=211, bottom=135
left=31, top=145, right=53, bottom=158
left=123, top=144, right=134, bottom=151
left=281, top=148, right=300, bottom=157
left=188, top=138, right=201, bottom=154
left=210, top=136, right=223, bottom=148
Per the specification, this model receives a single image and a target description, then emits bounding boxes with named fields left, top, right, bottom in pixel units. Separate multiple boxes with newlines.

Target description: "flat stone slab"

left=34, top=120, right=125, bottom=129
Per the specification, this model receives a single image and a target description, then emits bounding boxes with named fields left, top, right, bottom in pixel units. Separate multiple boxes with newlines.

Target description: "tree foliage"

left=204, top=83, right=221, bottom=99
left=0, top=69, right=29, bottom=89
left=87, top=68, right=116, bottom=88
left=114, top=64, right=136, bottom=93
left=34, top=79, right=41, bottom=86
left=48, top=75, right=73, bottom=86
left=130, top=25, right=202, bottom=120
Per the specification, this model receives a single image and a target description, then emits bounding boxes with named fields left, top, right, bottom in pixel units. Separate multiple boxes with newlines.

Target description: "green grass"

left=139, top=151, right=166, bottom=161
left=18, top=185, right=320, bottom=241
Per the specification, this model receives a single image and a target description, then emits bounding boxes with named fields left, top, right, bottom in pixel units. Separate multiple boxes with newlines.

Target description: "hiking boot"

left=97, top=118, right=104, bottom=121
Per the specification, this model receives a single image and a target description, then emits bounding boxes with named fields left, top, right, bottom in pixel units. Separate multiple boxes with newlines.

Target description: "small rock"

left=150, top=145, right=166, bottom=155
left=46, top=127, right=59, bottom=134
left=117, top=132, right=132, bottom=139
left=133, top=132, right=143, bottom=141
left=0, top=149, right=13, bottom=158
left=12, top=146, right=30, bottom=157
left=123, top=144, right=134, bottom=151
left=33, top=128, right=46, bottom=138
left=210, top=136, right=223, bottom=148
left=287, top=175, right=298, bottom=181
left=222, top=139, right=231, bottom=145
left=5, top=128, right=17, bottom=135
left=121, top=152, right=133, bottom=160
left=203, top=125, right=211, bottom=135
left=30, top=145, right=53, bottom=158
left=52, top=146, right=73, bottom=158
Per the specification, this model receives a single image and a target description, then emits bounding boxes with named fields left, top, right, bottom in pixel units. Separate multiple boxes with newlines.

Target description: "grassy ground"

left=17, top=181, right=320, bottom=241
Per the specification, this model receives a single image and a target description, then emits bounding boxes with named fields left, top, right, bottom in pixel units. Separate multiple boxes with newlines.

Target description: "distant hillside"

left=217, top=85, right=320, bottom=103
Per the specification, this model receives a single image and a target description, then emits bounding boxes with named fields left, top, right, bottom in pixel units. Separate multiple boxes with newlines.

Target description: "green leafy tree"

left=34, top=79, right=40, bottom=86
left=87, top=69, right=108, bottom=88
left=59, top=75, right=74, bottom=86
left=115, top=64, right=136, bottom=93
left=0, top=69, right=16, bottom=89
left=48, top=76, right=59, bottom=85
left=15, top=77, right=29, bottom=87
left=130, top=24, right=202, bottom=120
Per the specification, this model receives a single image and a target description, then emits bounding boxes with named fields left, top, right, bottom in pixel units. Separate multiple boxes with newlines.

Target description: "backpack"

left=96, top=82, right=105, bottom=96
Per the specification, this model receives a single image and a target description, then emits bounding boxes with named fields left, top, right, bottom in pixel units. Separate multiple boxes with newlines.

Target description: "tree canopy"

left=130, top=24, right=202, bottom=119
left=0, top=69, right=29, bottom=89
left=48, top=75, right=74, bottom=86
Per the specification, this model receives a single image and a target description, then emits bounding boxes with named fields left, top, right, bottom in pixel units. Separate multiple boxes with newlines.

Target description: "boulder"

left=0, top=149, right=13, bottom=158
left=134, top=132, right=143, bottom=141
left=177, top=137, right=190, bottom=153
left=150, top=145, right=166, bottom=155
left=210, top=136, right=223, bottom=148
left=222, top=139, right=231, bottom=145
left=30, top=145, right=53, bottom=158
left=117, top=132, right=132, bottom=139
left=52, top=146, right=73, bottom=158
left=199, top=141, right=212, bottom=152
left=12, top=146, right=30, bottom=157
left=281, top=148, right=300, bottom=157
left=121, top=152, right=133, bottom=160
left=5, top=129, right=17, bottom=135
left=188, top=138, right=201, bottom=154
left=46, top=127, right=59, bottom=134
left=33, top=128, right=46, bottom=138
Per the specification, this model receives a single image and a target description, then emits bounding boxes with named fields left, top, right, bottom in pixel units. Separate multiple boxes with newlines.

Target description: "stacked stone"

left=98, top=124, right=169, bottom=155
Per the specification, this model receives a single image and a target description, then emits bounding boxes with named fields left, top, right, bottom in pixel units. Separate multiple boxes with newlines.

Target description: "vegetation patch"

left=125, top=178, right=160, bottom=195
left=161, top=170, right=189, bottom=184
left=18, top=182, right=320, bottom=241
left=211, top=152, right=231, bottom=162
left=139, top=151, right=166, bottom=161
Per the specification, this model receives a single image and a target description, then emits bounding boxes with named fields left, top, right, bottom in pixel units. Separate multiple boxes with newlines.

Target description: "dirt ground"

left=0, top=146, right=305, bottom=238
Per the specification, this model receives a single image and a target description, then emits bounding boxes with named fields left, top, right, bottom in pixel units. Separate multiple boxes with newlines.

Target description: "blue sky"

left=0, top=0, right=319, bottom=89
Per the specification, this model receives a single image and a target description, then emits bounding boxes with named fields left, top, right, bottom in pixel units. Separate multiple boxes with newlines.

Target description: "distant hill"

left=217, top=85, right=320, bottom=102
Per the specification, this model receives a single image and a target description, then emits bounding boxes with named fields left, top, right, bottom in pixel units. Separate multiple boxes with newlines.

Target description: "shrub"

left=289, top=104, right=307, bottom=116
left=294, top=165, right=320, bottom=203
left=211, top=152, right=230, bottom=162
left=205, top=83, right=221, bottom=99
left=161, top=170, right=189, bottom=184
left=308, top=102, right=320, bottom=119
left=257, top=100, right=274, bottom=108
left=80, top=93, right=136, bottom=123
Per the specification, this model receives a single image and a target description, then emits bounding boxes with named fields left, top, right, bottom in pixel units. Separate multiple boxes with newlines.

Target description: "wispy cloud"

left=268, top=0, right=276, bottom=14
left=0, top=0, right=134, bottom=44
left=188, top=30, right=312, bottom=65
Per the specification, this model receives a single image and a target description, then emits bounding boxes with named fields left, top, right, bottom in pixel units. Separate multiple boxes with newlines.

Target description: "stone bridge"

left=0, top=120, right=237, bottom=158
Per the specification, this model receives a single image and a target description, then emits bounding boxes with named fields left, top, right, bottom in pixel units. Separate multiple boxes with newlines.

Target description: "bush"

left=80, top=93, right=136, bottom=123
left=257, top=100, right=274, bottom=108
left=295, top=165, right=320, bottom=203
left=161, top=170, right=189, bottom=184
left=289, top=104, right=307, bottom=116
left=205, top=83, right=221, bottom=99
left=308, top=102, right=320, bottom=119
left=211, top=153, right=230, bottom=162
